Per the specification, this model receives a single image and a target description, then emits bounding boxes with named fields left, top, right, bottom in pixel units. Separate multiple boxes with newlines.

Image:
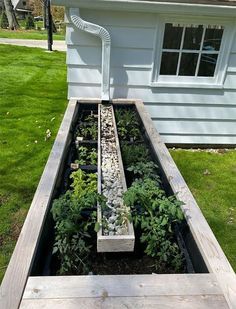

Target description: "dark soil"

left=90, top=251, right=185, bottom=275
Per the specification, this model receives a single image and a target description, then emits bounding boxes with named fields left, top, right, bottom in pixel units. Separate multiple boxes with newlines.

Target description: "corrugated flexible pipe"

left=70, top=8, right=111, bottom=101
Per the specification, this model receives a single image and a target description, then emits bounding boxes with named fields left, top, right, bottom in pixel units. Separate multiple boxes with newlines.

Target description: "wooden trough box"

left=97, top=103, right=135, bottom=252
left=0, top=99, right=235, bottom=309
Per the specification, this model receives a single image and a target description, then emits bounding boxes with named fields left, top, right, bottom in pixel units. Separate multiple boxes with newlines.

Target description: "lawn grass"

left=170, top=149, right=236, bottom=271
left=0, top=28, right=65, bottom=40
left=0, top=44, right=67, bottom=282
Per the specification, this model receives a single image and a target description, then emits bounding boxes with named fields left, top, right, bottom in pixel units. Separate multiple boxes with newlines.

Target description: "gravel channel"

left=100, top=104, right=129, bottom=236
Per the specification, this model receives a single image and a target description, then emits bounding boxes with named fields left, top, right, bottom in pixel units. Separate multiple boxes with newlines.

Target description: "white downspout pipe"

left=70, top=8, right=111, bottom=102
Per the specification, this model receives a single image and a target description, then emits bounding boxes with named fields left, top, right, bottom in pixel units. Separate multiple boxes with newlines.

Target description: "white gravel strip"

left=100, top=104, right=128, bottom=236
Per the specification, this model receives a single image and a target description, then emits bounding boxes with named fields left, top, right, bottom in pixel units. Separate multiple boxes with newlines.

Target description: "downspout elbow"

left=70, top=8, right=111, bottom=102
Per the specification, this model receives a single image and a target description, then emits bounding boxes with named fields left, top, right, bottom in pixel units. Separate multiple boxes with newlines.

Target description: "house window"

left=151, top=19, right=233, bottom=88
left=160, top=23, right=224, bottom=77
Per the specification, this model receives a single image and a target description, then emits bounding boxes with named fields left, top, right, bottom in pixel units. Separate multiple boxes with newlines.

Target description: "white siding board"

left=231, top=33, right=236, bottom=53
left=66, top=25, right=155, bottom=49
left=65, top=9, right=157, bottom=28
left=68, top=67, right=236, bottom=89
left=66, top=27, right=100, bottom=47
left=67, top=66, right=100, bottom=84
left=227, top=54, right=236, bottom=72
left=107, top=26, right=156, bottom=49
left=224, top=72, right=236, bottom=89
left=160, top=134, right=236, bottom=144
left=153, top=120, right=236, bottom=135
left=68, top=84, right=100, bottom=98
left=80, top=9, right=157, bottom=28
left=69, top=84, right=236, bottom=105
left=66, top=46, right=101, bottom=66
left=67, top=46, right=153, bottom=68
left=145, top=104, right=236, bottom=120
left=68, top=66, right=151, bottom=86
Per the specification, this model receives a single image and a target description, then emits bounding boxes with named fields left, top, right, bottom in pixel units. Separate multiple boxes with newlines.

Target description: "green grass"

left=170, top=149, right=236, bottom=271
left=0, top=28, right=65, bottom=40
left=0, top=44, right=67, bottom=282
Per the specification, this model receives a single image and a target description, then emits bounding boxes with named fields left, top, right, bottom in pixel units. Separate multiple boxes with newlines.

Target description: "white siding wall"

left=66, top=9, right=236, bottom=145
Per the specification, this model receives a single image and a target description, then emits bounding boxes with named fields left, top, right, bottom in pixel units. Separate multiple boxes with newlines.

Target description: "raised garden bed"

left=1, top=99, right=235, bottom=309
left=29, top=102, right=201, bottom=276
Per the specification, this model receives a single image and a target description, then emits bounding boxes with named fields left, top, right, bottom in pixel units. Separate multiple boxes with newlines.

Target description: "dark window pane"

left=179, top=53, right=198, bottom=76
left=203, top=27, right=223, bottom=51
left=163, top=23, right=183, bottom=49
left=160, top=52, right=179, bottom=75
left=198, top=54, right=218, bottom=76
left=183, top=25, right=203, bottom=50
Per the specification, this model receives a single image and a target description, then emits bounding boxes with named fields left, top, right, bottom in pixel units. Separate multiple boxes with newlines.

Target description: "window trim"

left=151, top=15, right=235, bottom=89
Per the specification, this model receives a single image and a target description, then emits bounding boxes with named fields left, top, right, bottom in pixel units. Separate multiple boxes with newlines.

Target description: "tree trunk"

left=3, top=0, right=19, bottom=30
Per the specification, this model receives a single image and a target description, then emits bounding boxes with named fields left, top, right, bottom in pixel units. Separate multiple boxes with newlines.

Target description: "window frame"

left=151, top=15, right=235, bottom=89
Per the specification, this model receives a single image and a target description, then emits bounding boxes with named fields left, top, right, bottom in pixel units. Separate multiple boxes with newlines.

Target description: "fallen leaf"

left=203, top=169, right=211, bottom=175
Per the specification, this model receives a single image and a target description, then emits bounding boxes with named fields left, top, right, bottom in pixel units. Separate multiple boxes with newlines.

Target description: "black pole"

left=46, top=0, right=53, bottom=51
left=43, top=0, right=47, bottom=29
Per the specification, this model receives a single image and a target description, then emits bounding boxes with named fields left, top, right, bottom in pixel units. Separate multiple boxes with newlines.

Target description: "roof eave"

left=52, top=0, right=236, bottom=17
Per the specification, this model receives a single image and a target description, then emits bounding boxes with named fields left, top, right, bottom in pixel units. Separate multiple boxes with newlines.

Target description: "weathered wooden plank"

left=0, top=99, right=78, bottom=309
left=20, top=295, right=229, bottom=309
left=134, top=100, right=236, bottom=309
left=23, top=274, right=223, bottom=299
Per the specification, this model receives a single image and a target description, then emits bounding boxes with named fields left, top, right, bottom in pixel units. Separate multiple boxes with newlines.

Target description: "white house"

left=52, top=0, right=236, bottom=145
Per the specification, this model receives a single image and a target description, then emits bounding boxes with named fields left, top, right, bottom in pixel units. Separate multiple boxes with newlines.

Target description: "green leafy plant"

left=70, top=169, right=97, bottom=199
left=77, top=146, right=87, bottom=165
left=89, top=148, right=97, bottom=165
left=123, top=178, right=184, bottom=271
left=78, top=123, right=97, bottom=140
left=84, top=114, right=97, bottom=122
left=121, top=142, right=150, bottom=167
left=127, top=161, right=160, bottom=182
left=76, top=146, right=97, bottom=165
left=51, top=191, right=96, bottom=275
left=51, top=169, right=104, bottom=275
left=115, top=108, right=142, bottom=141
